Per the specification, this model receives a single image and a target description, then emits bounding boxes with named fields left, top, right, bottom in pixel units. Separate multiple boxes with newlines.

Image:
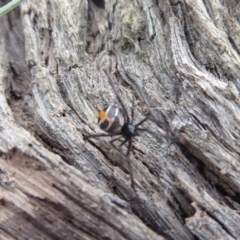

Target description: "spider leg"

left=135, top=127, right=159, bottom=138
left=126, top=139, right=135, bottom=190
left=113, top=138, right=135, bottom=190
left=112, top=137, right=128, bottom=153
left=120, top=138, right=128, bottom=147
left=131, top=97, right=135, bottom=124
left=136, top=127, right=153, bottom=134
left=84, top=133, right=120, bottom=140
left=103, top=69, right=130, bottom=123
left=137, top=127, right=178, bottom=142
left=110, top=136, right=123, bottom=145
left=135, top=115, right=149, bottom=127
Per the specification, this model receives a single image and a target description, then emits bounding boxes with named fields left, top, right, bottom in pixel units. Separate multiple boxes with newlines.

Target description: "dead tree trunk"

left=1, top=0, right=240, bottom=239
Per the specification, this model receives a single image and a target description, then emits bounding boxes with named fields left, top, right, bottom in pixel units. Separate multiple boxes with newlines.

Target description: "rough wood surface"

left=1, top=0, right=240, bottom=239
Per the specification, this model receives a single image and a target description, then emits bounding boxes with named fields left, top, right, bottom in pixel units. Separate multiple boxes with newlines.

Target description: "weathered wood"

left=1, top=0, right=240, bottom=239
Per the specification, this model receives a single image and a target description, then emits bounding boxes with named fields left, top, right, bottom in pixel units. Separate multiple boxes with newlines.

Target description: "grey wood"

left=0, top=0, right=240, bottom=239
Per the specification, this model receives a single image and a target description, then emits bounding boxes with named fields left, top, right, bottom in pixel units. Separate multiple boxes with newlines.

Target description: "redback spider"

left=84, top=69, right=150, bottom=191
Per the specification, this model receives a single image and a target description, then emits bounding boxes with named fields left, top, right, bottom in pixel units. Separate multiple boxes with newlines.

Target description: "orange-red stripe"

left=109, top=118, right=114, bottom=126
left=98, top=110, right=107, bottom=121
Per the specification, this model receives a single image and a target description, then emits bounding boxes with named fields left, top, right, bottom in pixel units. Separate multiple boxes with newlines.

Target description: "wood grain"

left=0, top=0, right=240, bottom=239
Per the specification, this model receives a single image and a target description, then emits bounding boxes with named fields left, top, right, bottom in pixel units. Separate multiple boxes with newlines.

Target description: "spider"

left=84, top=69, right=150, bottom=191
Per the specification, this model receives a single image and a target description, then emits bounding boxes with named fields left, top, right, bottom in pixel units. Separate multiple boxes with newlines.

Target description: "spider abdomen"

left=98, top=105, right=125, bottom=134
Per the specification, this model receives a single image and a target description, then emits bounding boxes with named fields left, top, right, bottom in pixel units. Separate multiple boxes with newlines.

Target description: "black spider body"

left=98, top=104, right=138, bottom=139
left=85, top=70, right=149, bottom=190
left=121, top=123, right=136, bottom=139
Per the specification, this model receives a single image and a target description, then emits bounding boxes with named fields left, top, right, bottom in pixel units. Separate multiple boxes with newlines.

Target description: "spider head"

left=122, top=123, right=136, bottom=139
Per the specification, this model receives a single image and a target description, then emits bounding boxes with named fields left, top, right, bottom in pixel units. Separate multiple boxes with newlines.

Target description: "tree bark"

left=1, top=0, right=240, bottom=239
